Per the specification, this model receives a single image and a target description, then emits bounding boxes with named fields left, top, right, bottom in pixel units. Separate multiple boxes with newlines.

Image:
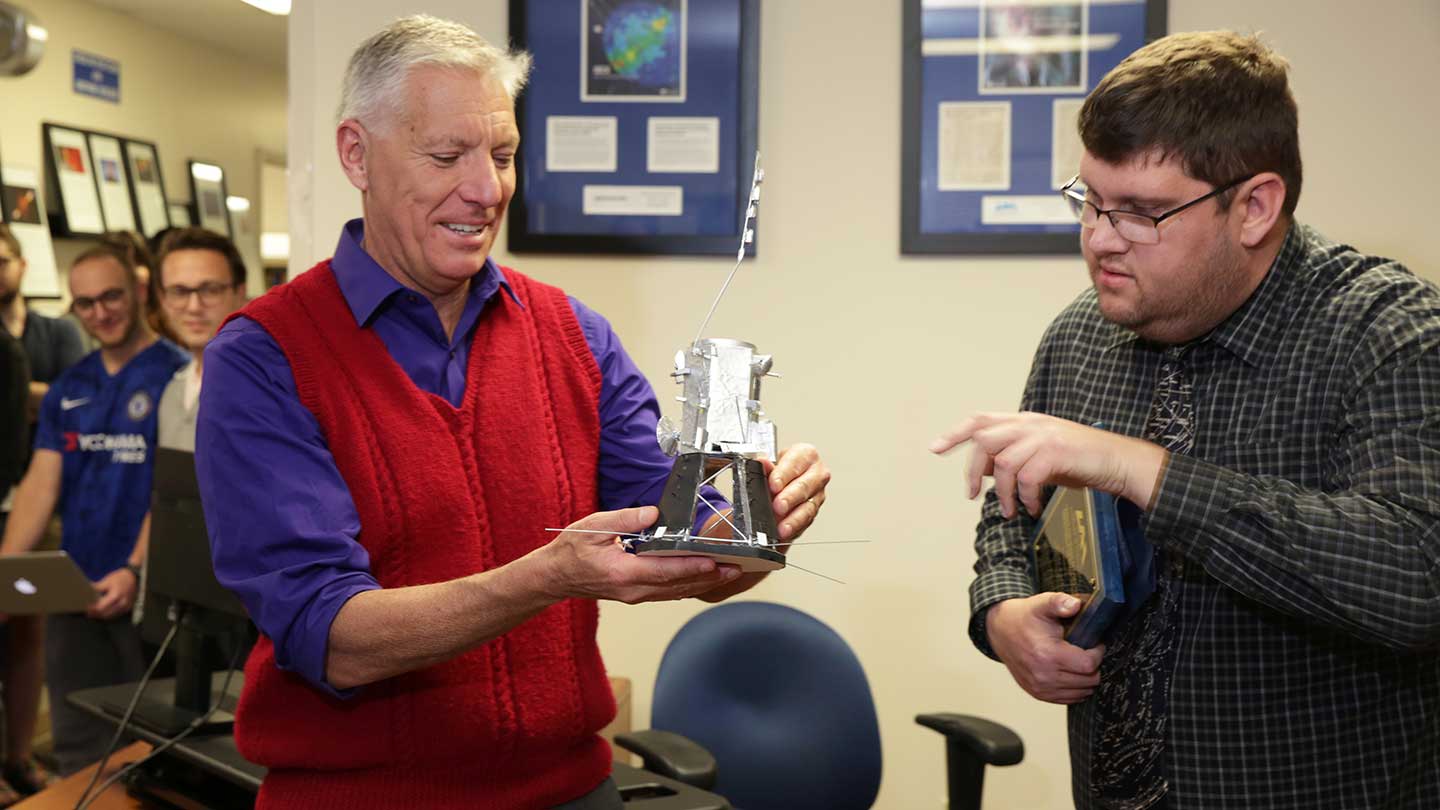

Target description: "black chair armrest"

left=915, top=713, right=1024, bottom=766
left=614, top=729, right=718, bottom=790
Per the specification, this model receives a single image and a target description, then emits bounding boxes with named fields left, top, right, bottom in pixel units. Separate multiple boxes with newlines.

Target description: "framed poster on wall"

left=86, top=132, right=137, bottom=233
left=122, top=139, right=172, bottom=239
left=168, top=203, right=192, bottom=227
left=42, top=123, right=106, bottom=237
left=901, top=0, right=1167, bottom=254
left=507, top=0, right=760, bottom=255
left=0, top=164, right=62, bottom=299
left=188, top=160, right=230, bottom=237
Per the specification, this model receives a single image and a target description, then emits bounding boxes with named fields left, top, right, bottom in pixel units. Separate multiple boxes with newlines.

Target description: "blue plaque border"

left=508, top=0, right=760, bottom=256
left=901, top=0, right=1167, bottom=255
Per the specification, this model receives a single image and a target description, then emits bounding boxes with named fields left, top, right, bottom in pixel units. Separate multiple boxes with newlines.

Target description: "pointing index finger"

left=929, top=418, right=978, bottom=455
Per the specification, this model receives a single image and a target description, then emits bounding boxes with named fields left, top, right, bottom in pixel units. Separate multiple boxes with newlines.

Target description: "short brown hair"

left=72, top=243, right=140, bottom=288
left=1079, top=31, right=1302, bottom=215
left=0, top=224, right=21, bottom=259
left=99, top=231, right=156, bottom=278
left=154, top=227, right=247, bottom=288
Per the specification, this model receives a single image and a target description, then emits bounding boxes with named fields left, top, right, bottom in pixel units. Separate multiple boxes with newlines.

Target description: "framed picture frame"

left=86, top=132, right=138, bottom=233
left=0, top=164, right=63, bottom=299
left=41, top=123, right=107, bottom=237
left=188, top=160, right=231, bottom=237
left=122, top=139, right=172, bottom=239
left=168, top=202, right=193, bottom=227
left=901, top=0, right=1167, bottom=255
left=507, top=0, right=760, bottom=256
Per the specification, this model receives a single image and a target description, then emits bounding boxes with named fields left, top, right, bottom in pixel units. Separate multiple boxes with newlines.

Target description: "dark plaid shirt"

left=969, top=223, right=1440, bottom=809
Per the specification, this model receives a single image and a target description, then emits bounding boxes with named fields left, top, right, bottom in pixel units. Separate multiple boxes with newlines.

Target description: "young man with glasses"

left=150, top=228, right=247, bottom=452
left=932, top=32, right=1440, bottom=809
left=128, top=229, right=247, bottom=647
left=0, top=244, right=186, bottom=775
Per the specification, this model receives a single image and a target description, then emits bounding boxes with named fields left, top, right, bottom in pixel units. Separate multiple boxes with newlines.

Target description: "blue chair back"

left=650, top=602, right=882, bottom=810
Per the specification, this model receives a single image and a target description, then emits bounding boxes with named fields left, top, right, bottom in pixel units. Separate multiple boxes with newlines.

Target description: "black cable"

left=74, top=612, right=247, bottom=810
left=71, top=612, right=180, bottom=810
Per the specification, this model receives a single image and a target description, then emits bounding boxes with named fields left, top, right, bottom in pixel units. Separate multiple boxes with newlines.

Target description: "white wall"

left=1, top=0, right=287, bottom=311
left=287, top=2, right=1440, bottom=808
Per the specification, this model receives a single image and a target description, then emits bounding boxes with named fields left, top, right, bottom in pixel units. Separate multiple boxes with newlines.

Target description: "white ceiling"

left=84, top=0, right=288, bottom=70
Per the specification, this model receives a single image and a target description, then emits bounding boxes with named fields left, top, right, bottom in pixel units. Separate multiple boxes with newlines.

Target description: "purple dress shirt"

left=196, top=220, right=718, bottom=695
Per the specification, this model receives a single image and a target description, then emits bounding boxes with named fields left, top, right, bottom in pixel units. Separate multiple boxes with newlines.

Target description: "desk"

left=12, top=742, right=148, bottom=810
left=64, top=675, right=728, bottom=810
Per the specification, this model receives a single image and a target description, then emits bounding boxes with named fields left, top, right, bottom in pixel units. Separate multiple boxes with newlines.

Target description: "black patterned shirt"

left=968, top=223, right=1440, bottom=809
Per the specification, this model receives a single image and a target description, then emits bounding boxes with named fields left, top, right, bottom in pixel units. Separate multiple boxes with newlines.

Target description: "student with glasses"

left=0, top=244, right=186, bottom=776
left=149, top=228, right=247, bottom=453
left=931, top=31, right=1440, bottom=810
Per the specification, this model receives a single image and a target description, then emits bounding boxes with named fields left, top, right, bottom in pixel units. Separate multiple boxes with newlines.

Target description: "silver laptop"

left=0, top=551, right=99, bottom=614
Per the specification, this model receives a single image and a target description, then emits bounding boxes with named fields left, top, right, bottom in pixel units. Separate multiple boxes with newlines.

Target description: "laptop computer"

left=0, top=551, right=99, bottom=614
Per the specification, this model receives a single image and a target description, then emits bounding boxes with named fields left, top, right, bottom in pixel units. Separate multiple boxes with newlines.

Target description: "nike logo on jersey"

left=60, top=397, right=90, bottom=411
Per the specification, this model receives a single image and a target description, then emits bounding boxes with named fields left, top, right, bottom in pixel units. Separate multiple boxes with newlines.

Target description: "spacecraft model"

left=624, top=153, right=787, bottom=572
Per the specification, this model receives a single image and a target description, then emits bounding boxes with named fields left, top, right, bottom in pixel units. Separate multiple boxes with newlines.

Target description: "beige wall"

left=288, top=2, right=1440, bottom=808
left=2, top=0, right=286, bottom=314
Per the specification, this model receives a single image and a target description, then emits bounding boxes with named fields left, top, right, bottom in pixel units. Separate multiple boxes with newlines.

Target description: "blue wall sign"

left=73, top=50, right=120, bottom=103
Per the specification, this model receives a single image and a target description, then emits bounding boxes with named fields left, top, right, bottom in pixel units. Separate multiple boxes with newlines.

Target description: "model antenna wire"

left=693, top=150, right=763, bottom=343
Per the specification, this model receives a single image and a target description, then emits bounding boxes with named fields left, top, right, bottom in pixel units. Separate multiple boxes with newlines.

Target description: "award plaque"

left=1029, top=486, right=1151, bottom=648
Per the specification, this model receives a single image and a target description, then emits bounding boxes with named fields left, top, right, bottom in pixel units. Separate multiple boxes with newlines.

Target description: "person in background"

left=132, top=229, right=247, bottom=642
left=151, top=228, right=247, bottom=451
left=0, top=330, right=25, bottom=491
left=0, top=225, right=83, bottom=798
left=0, top=328, right=26, bottom=807
left=0, top=225, right=85, bottom=492
left=0, top=243, right=187, bottom=775
left=101, top=231, right=175, bottom=344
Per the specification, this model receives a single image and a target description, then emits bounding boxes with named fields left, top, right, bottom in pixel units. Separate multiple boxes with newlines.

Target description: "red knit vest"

left=233, top=261, right=614, bottom=809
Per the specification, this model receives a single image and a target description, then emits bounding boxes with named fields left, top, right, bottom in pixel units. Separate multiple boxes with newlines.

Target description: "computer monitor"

left=120, top=447, right=254, bottom=736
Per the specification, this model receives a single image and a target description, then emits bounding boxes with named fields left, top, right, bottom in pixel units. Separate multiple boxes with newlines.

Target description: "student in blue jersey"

left=0, top=243, right=187, bottom=775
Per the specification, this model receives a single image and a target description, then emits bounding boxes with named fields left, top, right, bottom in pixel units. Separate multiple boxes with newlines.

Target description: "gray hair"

left=337, top=15, right=533, bottom=128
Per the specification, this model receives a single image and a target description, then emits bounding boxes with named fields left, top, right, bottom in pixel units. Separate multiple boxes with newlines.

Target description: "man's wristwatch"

left=123, top=562, right=143, bottom=581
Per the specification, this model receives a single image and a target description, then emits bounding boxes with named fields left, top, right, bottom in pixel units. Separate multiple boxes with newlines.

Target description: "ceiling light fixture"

left=239, top=0, right=291, bottom=15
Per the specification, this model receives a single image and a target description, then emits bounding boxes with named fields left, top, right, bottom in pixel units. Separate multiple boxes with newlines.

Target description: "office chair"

left=615, top=602, right=1023, bottom=810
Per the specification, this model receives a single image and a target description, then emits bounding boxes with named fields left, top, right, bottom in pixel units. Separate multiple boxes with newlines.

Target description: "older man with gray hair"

left=196, top=15, right=830, bottom=810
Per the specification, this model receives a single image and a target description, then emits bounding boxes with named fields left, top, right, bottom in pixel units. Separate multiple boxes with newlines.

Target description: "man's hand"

left=540, top=506, right=741, bottom=604
left=986, top=593, right=1105, bottom=704
left=765, top=442, right=830, bottom=541
left=929, top=412, right=1166, bottom=518
left=87, top=567, right=137, bottom=620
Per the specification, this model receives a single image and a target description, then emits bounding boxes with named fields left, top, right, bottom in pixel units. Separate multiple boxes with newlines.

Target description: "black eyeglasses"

left=162, top=281, right=239, bottom=307
left=1060, top=175, right=1250, bottom=244
left=70, top=287, right=128, bottom=316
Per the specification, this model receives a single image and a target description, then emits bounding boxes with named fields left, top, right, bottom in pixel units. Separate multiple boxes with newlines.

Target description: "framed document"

left=188, top=160, right=230, bottom=237
left=122, top=139, right=172, bottom=239
left=0, top=164, right=62, bottom=299
left=42, top=124, right=106, bottom=236
left=508, top=0, right=760, bottom=255
left=86, top=133, right=137, bottom=233
left=168, top=203, right=193, bottom=227
left=901, top=0, right=1167, bottom=254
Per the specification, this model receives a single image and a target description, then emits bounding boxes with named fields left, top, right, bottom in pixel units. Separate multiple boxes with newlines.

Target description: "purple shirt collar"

left=331, top=218, right=522, bottom=329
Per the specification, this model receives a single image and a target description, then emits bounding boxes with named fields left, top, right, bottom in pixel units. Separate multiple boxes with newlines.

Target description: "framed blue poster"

left=902, top=0, right=1167, bottom=255
left=508, top=0, right=760, bottom=255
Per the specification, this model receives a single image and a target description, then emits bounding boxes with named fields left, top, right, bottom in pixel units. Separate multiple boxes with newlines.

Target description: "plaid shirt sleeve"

left=1148, top=276, right=1440, bottom=651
